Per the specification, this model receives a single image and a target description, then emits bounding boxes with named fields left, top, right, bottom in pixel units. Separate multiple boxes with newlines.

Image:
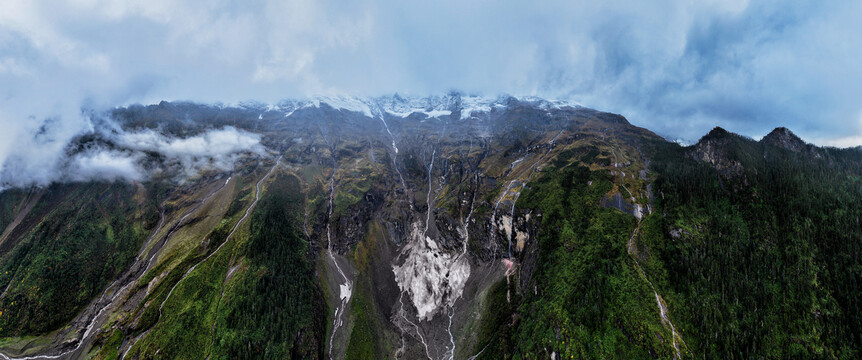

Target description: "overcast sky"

left=1, top=0, right=861, bottom=146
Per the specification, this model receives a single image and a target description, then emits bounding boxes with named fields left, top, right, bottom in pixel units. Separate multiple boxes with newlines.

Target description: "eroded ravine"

left=444, top=171, right=480, bottom=360
left=393, top=143, right=438, bottom=360
left=394, top=119, right=481, bottom=360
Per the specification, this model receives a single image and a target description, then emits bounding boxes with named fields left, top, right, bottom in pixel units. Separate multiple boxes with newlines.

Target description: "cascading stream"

left=628, top=222, right=683, bottom=359
left=320, top=135, right=353, bottom=360
left=376, top=114, right=410, bottom=206
left=621, top=150, right=686, bottom=359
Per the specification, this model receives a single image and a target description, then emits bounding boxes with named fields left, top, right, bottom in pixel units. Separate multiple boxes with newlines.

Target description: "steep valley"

left=0, top=95, right=859, bottom=359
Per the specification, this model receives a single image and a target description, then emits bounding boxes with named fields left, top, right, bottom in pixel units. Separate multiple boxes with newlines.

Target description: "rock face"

left=761, top=126, right=827, bottom=160
left=690, top=127, right=745, bottom=176
left=762, top=127, right=807, bottom=152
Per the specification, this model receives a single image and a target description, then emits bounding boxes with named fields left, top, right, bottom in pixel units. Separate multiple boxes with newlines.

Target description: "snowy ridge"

left=372, top=94, right=457, bottom=119
left=251, top=93, right=582, bottom=120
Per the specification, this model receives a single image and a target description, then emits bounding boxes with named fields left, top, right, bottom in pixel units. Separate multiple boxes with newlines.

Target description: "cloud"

left=115, top=126, right=265, bottom=177
left=117, top=127, right=263, bottom=159
left=68, top=150, right=144, bottom=182
left=0, top=112, right=92, bottom=188
left=0, top=0, right=860, bottom=146
left=0, top=116, right=265, bottom=190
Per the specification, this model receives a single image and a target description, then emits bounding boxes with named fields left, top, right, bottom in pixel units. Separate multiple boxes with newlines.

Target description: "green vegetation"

left=345, top=220, right=393, bottom=359
left=211, top=173, right=326, bottom=359
left=126, top=173, right=326, bottom=359
left=475, top=150, right=675, bottom=358
left=3, top=105, right=861, bottom=360
left=93, top=328, right=124, bottom=360
left=475, top=136, right=862, bottom=358
left=133, top=235, right=236, bottom=359
left=345, top=287, right=382, bottom=360
left=641, top=137, right=862, bottom=358
left=0, top=183, right=155, bottom=336
left=473, top=277, right=521, bottom=357
left=334, top=174, right=373, bottom=217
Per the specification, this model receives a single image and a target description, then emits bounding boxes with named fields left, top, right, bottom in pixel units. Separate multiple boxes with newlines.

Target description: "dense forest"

left=0, top=183, right=155, bottom=336
left=475, top=149, right=678, bottom=358
left=211, top=173, right=326, bottom=359
left=475, top=130, right=861, bottom=359
left=644, top=132, right=861, bottom=358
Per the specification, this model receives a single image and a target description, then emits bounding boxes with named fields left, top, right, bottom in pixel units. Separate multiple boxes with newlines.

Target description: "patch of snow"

left=375, top=94, right=455, bottom=119
left=459, top=96, right=495, bottom=120
left=670, top=137, right=694, bottom=146
left=314, top=95, right=374, bottom=118
left=518, top=96, right=582, bottom=110
left=393, top=222, right=471, bottom=321
left=339, top=283, right=352, bottom=300
left=260, top=93, right=584, bottom=124
left=425, top=109, right=452, bottom=118
left=385, top=108, right=452, bottom=118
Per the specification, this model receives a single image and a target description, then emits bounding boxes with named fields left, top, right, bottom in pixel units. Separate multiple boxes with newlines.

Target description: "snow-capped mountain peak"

left=264, top=93, right=582, bottom=121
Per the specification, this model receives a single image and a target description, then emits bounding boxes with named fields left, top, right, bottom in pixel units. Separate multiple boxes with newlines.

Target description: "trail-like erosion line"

left=202, top=157, right=282, bottom=360
left=0, top=187, right=43, bottom=250
left=159, top=157, right=281, bottom=321
left=113, top=166, right=257, bottom=359
left=0, top=188, right=45, bottom=303
left=466, top=339, right=492, bottom=360
left=0, top=187, right=210, bottom=360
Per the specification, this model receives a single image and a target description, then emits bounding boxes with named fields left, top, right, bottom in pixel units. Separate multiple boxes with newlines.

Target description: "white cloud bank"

left=0, top=113, right=265, bottom=190
left=115, top=126, right=265, bottom=177
left=69, top=150, right=144, bottom=182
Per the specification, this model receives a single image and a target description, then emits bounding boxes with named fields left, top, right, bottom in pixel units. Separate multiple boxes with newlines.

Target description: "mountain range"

left=0, top=94, right=859, bottom=359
